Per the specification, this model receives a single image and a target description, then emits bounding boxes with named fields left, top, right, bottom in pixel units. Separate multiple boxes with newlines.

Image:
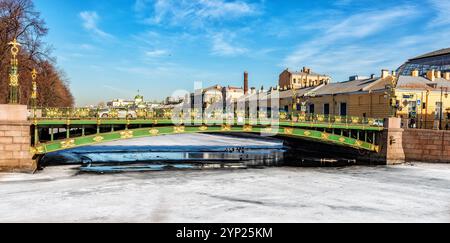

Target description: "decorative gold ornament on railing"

left=74, top=108, right=90, bottom=118
left=8, top=38, right=21, bottom=104
left=30, top=146, right=45, bottom=155
left=243, top=125, right=253, bottom=132
left=136, top=109, right=147, bottom=119
left=174, top=126, right=185, bottom=133
left=120, top=130, right=134, bottom=139
left=221, top=124, right=232, bottom=131
left=45, top=108, right=63, bottom=118
left=284, top=127, right=293, bottom=135
left=108, top=109, right=119, bottom=118
left=93, top=136, right=104, bottom=143
left=31, top=68, right=38, bottom=107
left=262, top=127, right=277, bottom=134
left=317, top=115, right=325, bottom=122
left=61, top=139, right=75, bottom=149
left=258, top=111, right=267, bottom=119
left=149, top=128, right=159, bottom=135
left=164, top=110, right=173, bottom=119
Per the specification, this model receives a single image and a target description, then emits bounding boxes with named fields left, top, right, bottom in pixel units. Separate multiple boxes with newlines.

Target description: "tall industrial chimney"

left=244, top=71, right=249, bottom=95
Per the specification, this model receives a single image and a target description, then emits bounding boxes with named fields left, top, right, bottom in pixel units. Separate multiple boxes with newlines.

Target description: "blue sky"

left=34, top=0, right=450, bottom=106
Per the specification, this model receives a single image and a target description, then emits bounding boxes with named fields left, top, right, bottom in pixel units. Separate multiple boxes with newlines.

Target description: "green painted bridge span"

left=35, top=119, right=384, bottom=131
left=31, top=124, right=381, bottom=155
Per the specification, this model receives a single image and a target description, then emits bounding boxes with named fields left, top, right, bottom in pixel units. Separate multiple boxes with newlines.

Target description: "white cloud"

left=282, top=6, right=421, bottom=81
left=145, top=49, right=169, bottom=57
left=135, top=0, right=260, bottom=27
left=80, top=11, right=114, bottom=39
left=211, top=33, right=248, bottom=57
left=428, top=0, right=450, bottom=27
left=80, top=44, right=95, bottom=50
left=325, top=8, right=416, bottom=40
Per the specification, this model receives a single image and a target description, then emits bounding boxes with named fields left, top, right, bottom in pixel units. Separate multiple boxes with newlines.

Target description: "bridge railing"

left=280, top=113, right=384, bottom=127
left=29, top=107, right=384, bottom=127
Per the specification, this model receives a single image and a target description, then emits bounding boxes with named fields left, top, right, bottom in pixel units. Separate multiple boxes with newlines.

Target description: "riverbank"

left=1, top=163, right=449, bottom=223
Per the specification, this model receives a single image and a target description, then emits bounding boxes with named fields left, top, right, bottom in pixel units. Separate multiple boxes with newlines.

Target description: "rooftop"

left=312, top=77, right=389, bottom=96
left=284, top=67, right=330, bottom=77
left=410, top=48, right=450, bottom=61
left=396, top=75, right=450, bottom=89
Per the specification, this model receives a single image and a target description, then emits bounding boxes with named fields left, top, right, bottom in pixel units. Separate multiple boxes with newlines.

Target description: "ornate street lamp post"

left=439, top=87, right=448, bottom=130
left=8, top=38, right=21, bottom=104
left=291, top=89, right=297, bottom=122
left=31, top=68, right=37, bottom=119
left=385, top=84, right=397, bottom=118
left=31, top=68, right=38, bottom=108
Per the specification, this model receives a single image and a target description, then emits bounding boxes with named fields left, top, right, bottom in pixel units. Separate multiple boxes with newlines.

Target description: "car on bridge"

left=98, top=107, right=137, bottom=119
left=372, top=119, right=384, bottom=127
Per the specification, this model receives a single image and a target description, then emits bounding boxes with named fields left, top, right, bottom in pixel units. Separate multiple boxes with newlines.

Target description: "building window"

left=408, top=101, right=417, bottom=118
left=324, top=103, right=330, bottom=115
left=435, top=102, right=443, bottom=120
left=309, top=104, right=315, bottom=114
left=340, top=103, right=347, bottom=116
left=379, top=95, right=385, bottom=104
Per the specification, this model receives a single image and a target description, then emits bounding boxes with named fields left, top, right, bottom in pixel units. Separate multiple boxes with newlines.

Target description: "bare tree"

left=0, top=0, right=73, bottom=107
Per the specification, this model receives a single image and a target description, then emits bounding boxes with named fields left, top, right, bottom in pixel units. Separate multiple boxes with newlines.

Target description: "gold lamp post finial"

left=31, top=68, right=37, bottom=80
left=8, top=38, right=21, bottom=104
left=8, top=38, right=21, bottom=57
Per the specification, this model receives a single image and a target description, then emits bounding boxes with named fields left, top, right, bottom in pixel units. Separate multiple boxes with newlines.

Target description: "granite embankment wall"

left=402, top=129, right=450, bottom=163
left=0, top=105, right=36, bottom=172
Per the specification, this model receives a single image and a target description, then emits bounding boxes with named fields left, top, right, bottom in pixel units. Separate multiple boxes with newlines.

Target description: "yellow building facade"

left=279, top=70, right=393, bottom=118
left=277, top=69, right=450, bottom=129
left=394, top=73, right=450, bottom=129
left=279, top=67, right=331, bottom=90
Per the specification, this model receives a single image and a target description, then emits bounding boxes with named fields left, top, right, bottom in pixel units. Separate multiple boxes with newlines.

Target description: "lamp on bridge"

left=31, top=68, right=38, bottom=119
left=8, top=38, right=21, bottom=104
left=31, top=69, right=38, bottom=107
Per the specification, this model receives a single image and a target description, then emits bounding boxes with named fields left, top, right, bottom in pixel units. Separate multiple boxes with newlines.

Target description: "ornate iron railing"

left=30, top=107, right=384, bottom=127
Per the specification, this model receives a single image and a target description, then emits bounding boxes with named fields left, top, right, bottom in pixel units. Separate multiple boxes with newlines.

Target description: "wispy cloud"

left=145, top=49, right=170, bottom=57
left=80, top=44, right=96, bottom=50
left=80, top=11, right=114, bottom=39
left=283, top=6, right=420, bottom=80
left=324, top=8, right=417, bottom=40
left=211, top=32, right=248, bottom=57
left=134, top=0, right=260, bottom=27
left=428, top=0, right=450, bottom=27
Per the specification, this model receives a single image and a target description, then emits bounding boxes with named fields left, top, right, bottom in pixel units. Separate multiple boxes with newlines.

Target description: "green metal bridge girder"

left=31, top=125, right=381, bottom=155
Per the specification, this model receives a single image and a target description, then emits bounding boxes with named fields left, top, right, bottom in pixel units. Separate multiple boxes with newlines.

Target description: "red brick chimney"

left=244, top=71, right=249, bottom=95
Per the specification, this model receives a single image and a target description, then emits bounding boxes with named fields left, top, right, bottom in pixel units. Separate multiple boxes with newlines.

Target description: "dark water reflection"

left=41, top=145, right=286, bottom=173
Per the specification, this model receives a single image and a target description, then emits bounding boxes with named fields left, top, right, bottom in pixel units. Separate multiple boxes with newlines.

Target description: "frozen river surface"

left=1, top=163, right=449, bottom=223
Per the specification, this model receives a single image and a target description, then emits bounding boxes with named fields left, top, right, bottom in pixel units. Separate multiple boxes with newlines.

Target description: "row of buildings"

left=105, top=92, right=185, bottom=110
left=189, top=48, right=450, bottom=129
